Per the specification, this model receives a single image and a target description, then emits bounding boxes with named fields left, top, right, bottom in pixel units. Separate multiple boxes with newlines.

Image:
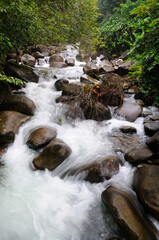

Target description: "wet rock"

left=80, top=74, right=99, bottom=84
left=49, top=54, right=64, bottom=64
left=80, top=101, right=111, bottom=121
left=115, top=103, right=142, bottom=122
left=49, top=62, right=67, bottom=68
left=83, top=156, right=119, bottom=183
left=21, top=54, right=36, bottom=67
left=3, top=62, right=39, bottom=83
left=125, top=147, right=153, bottom=166
left=65, top=57, right=75, bottom=66
left=0, top=82, right=12, bottom=104
left=115, top=60, right=132, bottom=76
left=133, top=165, right=159, bottom=220
left=76, top=54, right=83, bottom=62
left=0, top=94, right=35, bottom=116
left=54, top=79, right=69, bottom=91
left=134, top=91, right=154, bottom=106
left=56, top=95, right=71, bottom=104
left=83, top=54, right=90, bottom=63
left=102, top=186, right=157, bottom=240
left=27, top=127, right=57, bottom=150
left=83, top=62, right=99, bottom=77
left=144, top=121, right=159, bottom=136
left=119, top=126, right=137, bottom=134
left=99, top=60, right=114, bottom=73
left=35, top=44, right=50, bottom=56
left=146, top=131, right=159, bottom=154
left=110, top=131, right=140, bottom=153
left=32, top=51, right=44, bottom=59
left=115, top=59, right=124, bottom=66
left=33, top=138, right=72, bottom=171
left=0, top=111, right=31, bottom=143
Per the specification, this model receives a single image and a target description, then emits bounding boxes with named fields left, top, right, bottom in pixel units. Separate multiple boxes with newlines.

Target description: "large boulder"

left=133, top=165, right=159, bottom=220
left=27, top=127, right=57, bottom=150
left=83, top=62, right=99, bottom=77
left=33, top=138, right=72, bottom=171
left=3, top=62, right=39, bottom=83
left=83, top=156, right=119, bottom=183
left=110, top=130, right=140, bottom=153
left=146, top=131, right=159, bottom=154
left=99, top=60, right=114, bottom=73
left=0, top=111, right=31, bottom=143
left=62, top=83, right=82, bottom=97
left=21, top=54, right=36, bottom=67
left=115, top=103, right=142, bottom=122
left=54, top=79, right=69, bottom=91
left=124, top=147, right=153, bottom=166
left=144, top=121, right=159, bottom=136
left=0, top=94, right=35, bottom=116
left=102, top=186, right=157, bottom=240
left=65, top=57, right=75, bottom=66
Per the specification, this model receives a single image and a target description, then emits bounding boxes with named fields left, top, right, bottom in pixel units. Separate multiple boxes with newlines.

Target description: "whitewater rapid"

left=0, top=45, right=153, bottom=240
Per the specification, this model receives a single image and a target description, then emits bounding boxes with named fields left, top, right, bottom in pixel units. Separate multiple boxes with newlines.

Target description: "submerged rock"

left=27, top=127, right=57, bottom=150
left=83, top=156, right=119, bottom=183
left=102, top=186, right=157, bottom=240
left=33, top=138, right=72, bottom=171
left=3, top=62, right=39, bottom=83
left=115, top=103, right=142, bottom=122
left=124, top=147, right=153, bottom=166
left=0, top=111, right=31, bottom=143
left=0, top=94, right=35, bottom=116
left=133, top=165, right=159, bottom=220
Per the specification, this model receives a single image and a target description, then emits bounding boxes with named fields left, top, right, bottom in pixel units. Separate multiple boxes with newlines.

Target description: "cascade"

left=0, top=45, right=159, bottom=240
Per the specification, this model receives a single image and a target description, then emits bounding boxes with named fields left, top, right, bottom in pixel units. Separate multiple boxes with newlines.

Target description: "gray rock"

left=55, top=79, right=69, bottom=91
left=144, top=121, right=159, bottom=136
left=83, top=62, right=99, bottom=76
left=32, top=51, right=44, bottom=59
left=115, top=103, right=142, bottom=122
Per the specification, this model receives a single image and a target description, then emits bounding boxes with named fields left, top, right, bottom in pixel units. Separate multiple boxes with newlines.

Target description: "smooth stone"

left=133, top=165, right=159, bottom=220
left=27, top=127, right=57, bottom=150
left=21, top=54, right=36, bottom=67
left=125, top=147, right=154, bottom=166
left=144, top=121, right=159, bottom=136
left=102, top=186, right=157, bottom=240
left=146, top=131, right=159, bottom=153
left=33, top=138, right=72, bottom=171
left=0, top=111, right=31, bottom=143
left=54, top=79, right=69, bottom=91
left=115, top=103, right=142, bottom=122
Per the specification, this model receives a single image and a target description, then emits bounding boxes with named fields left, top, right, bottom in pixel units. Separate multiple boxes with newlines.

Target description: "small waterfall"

left=0, top=45, right=158, bottom=240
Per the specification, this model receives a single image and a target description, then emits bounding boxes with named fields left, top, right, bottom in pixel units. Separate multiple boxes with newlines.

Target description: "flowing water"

left=0, top=45, right=158, bottom=240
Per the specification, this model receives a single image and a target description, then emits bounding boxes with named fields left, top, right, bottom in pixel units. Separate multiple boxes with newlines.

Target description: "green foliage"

left=0, top=0, right=99, bottom=57
left=0, top=71, right=23, bottom=86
